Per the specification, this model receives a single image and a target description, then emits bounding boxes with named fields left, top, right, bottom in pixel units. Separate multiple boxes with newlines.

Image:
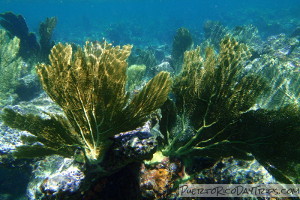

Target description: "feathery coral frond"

left=3, top=41, right=171, bottom=162
left=164, top=36, right=268, bottom=156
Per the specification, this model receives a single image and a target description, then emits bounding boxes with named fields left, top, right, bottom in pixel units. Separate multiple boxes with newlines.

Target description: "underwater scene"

left=0, top=0, right=299, bottom=199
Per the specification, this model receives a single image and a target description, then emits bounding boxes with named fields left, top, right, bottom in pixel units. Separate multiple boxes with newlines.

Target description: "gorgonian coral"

left=0, top=29, right=23, bottom=105
left=3, top=41, right=171, bottom=163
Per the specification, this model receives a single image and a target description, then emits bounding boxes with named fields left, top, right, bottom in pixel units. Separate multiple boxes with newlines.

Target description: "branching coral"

left=171, top=27, right=193, bottom=73
left=126, top=64, right=146, bottom=92
left=128, top=48, right=157, bottom=77
left=162, top=36, right=268, bottom=156
left=39, top=17, right=57, bottom=61
left=234, top=104, right=300, bottom=184
left=0, top=29, right=23, bottom=105
left=160, top=36, right=300, bottom=183
left=0, top=12, right=57, bottom=62
left=2, top=109, right=79, bottom=158
left=3, top=41, right=171, bottom=163
left=0, top=12, right=40, bottom=59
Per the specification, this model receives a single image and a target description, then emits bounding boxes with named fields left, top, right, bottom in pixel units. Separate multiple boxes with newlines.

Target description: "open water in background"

left=0, top=0, right=299, bottom=46
left=0, top=0, right=299, bottom=199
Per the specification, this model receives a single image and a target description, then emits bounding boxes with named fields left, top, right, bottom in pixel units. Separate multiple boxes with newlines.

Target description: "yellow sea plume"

left=4, top=41, right=171, bottom=163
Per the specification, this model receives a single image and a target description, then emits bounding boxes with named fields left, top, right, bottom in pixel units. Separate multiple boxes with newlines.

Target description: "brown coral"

left=35, top=41, right=171, bottom=162
left=162, top=36, right=268, bottom=157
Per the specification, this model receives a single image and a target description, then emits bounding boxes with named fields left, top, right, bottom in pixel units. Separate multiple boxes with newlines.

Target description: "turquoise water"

left=0, top=0, right=299, bottom=46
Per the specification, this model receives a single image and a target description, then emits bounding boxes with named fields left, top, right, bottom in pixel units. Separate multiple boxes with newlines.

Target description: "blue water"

left=0, top=0, right=299, bottom=199
left=0, top=0, right=299, bottom=46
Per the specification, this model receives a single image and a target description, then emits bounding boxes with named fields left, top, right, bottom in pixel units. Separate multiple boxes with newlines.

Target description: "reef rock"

left=27, top=155, right=85, bottom=200
left=195, top=157, right=276, bottom=184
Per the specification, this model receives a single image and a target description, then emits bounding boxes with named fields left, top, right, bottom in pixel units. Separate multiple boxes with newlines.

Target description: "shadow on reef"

left=83, top=163, right=142, bottom=200
left=0, top=162, right=31, bottom=199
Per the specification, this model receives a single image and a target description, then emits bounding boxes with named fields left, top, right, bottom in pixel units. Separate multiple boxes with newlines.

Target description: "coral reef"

left=0, top=12, right=56, bottom=105
left=232, top=24, right=260, bottom=43
left=140, top=154, right=186, bottom=199
left=82, top=163, right=142, bottom=200
left=201, top=23, right=299, bottom=109
left=28, top=155, right=85, bottom=199
left=231, top=24, right=264, bottom=55
left=171, top=27, right=193, bottom=73
left=160, top=36, right=300, bottom=184
left=0, top=12, right=57, bottom=62
left=112, top=121, right=157, bottom=161
left=0, top=29, right=24, bottom=106
left=2, top=108, right=80, bottom=158
left=249, top=34, right=300, bottom=109
left=139, top=156, right=278, bottom=199
left=203, top=21, right=228, bottom=48
left=153, top=61, right=174, bottom=75
left=140, top=162, right=172, bottom=199
left=128, top=48, right=158, bottom=77
left=15, top=73, right=41, bottom=101
left=2, top=41, right=171, bottom=164
left=162, top=36, right=266, bottom=157
left=126, top=64, right=146, bottom=92
left=0, top=93, right=63, bottom=157
left=0, top=93, right=65, bottom=199
left=1, top=93, right=160, bottom=199
left=195, top=157, right=276, bottom=184
left=0, top=12, right=40, bottom=59
left=235, top=105, right=300, bottom=184
left=39, top=17, right=57, bottom=61
left=0, top=9, right=299, bottom=198
left=203, top=21, right=263, bottom=56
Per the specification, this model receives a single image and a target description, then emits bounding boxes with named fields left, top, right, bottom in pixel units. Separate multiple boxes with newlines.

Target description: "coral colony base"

left=0, top=11, right=299, bottom=200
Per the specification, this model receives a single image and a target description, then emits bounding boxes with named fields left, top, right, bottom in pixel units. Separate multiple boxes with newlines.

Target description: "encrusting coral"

left=2, top=41, right=171, bottom=164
